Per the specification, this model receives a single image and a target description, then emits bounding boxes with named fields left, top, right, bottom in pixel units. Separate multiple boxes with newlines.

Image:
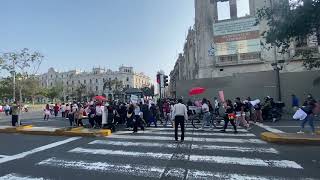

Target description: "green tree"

left=0, top=48, right=43, bottom=101
left=256, top=0, right=320, bottom=69
left=46, top=85, right=63, bottom=102
left=140, top=85, right=155, bottom=97
left=75, top=84, right=87, bottom=102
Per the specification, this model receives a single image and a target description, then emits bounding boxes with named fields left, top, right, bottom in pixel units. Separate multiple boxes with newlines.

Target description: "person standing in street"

left=65, top=104, right=70, bottom=119
left=298, top=100, right=318, bottom=135
left=4, top=104, right=10, bottom=116
left=11, top=101, right=20, bottom=126
left=44, top=104, right=50, bottom=121
left=60, top=103, right=66, bottom=118
left=149, top=103, right=158, bottom=127
left=171, top=99, right=188, bottom=142
left=221, top=99, right=238, bottom=133
left=213, top=97, right=219, bottom=116
left=201, top=98, right=212, bottom=130
left=54, top=103, right=60, bottom=117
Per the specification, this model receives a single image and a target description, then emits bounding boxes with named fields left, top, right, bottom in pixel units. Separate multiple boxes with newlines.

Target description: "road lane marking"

left=38, top=158, right=304, bottom=179
left=68, top=147, right=301, bottom=169
left=148, top=127, right=248, bottom=132
left=189, top=155, right=303, bottom=169
left=89, top=140, right=179, bottom=148
left=89, top=140, right=278, bottom=154
left=69, top=147, right=173, bottom=160
left=191, top=144, right=279, bottom=154
left=145, top=131, right=256, bottom=137
left=38, top=157, right=165, bottom=178
left=107, top=135, right=266, bottom=144
left=254, top=123, right=284, bottom=133
left=0, top=137, right=81, bottom=164
left=0, top=173, right=47, bottom=180
left=186, top=170, right=283, bottom=180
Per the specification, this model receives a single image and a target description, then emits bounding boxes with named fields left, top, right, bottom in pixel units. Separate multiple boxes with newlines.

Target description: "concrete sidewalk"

left=261, top=132, right=320, bottom=145
left=0, top=125, right=112, bottom=137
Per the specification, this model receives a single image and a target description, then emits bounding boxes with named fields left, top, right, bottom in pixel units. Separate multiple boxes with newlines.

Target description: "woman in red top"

left=54, top=104, right=60, bottom=117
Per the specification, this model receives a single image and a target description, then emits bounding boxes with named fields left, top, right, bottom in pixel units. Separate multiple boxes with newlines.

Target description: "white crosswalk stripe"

left=37, top=157, right=297, bottom=180
left=0, top=173, right=47, bottom=180
left=186, top=170, right=282, bottom=180
left=107, top=134, right=266, bottom=144
left=33, top=127, right=310, bottom=179
left=68, top=147, right=301, bottom=169
left=142, top=130, right=256, bottom=137
left=38, top=157, right=165, bottom=179
left=90, top=140, right=279, bottom=154
left=147, top=127, right=248, bottom=132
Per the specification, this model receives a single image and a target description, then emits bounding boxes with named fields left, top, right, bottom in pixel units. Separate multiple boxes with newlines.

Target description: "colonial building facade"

left=38, top=66, right=151, bottom=100
left=169, top=0, right=319, bottom=97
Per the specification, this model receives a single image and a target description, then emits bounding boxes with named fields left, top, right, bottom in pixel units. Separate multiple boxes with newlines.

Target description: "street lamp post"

left=271, top=60, right=285, bottom=102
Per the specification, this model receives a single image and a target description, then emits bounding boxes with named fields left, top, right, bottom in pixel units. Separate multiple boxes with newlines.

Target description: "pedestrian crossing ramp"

left=0, top=127, right=315, bottom=180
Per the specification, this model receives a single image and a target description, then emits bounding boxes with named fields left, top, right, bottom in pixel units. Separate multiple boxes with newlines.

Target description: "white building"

left=38, top=66, right=151, bottom=101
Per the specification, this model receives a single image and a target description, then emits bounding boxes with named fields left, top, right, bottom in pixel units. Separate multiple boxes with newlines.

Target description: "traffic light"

left=156, top=74, right=161, bottom=84
left=163, top=75, right=169, bottom=87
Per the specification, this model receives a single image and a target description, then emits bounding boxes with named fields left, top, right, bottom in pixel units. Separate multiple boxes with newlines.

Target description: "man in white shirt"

left=171, top=99, right=188, bottom=142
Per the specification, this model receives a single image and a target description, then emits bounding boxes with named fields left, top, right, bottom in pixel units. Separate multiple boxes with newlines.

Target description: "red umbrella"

left=94, top=95, right=107, bottom=101
left=189, top=87, right=206, bottom=96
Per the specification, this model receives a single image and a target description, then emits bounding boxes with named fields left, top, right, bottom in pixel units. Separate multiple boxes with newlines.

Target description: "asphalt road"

left=0, top=123, right=320, bottom=180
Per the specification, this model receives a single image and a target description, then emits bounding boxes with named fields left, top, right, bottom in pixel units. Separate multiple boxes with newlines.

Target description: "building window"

left=217, top=1, right=231, bottom=20
left=96, top=86, right=98, bottom=91
left=126, top=77, right=129, bottom=81
left=72, top=81, right=74, bottom=85
left=50, top=75, right=52, bottom=78
left=78, top=80, right=80, bottom=84
left=109, top=78, right=111, bottom=81
left=96, top=79, right=98, bottom=83
left=237, top=0, right=250, bottom=18
left=67, top=81, right=69, bottom=85
left=217, top=0, right=250, bottom=20
left=50, top=82, right=52, bottom=86
left=90, top=79, right=92, bottom=84
left=84, top=80, right=86, bottom=84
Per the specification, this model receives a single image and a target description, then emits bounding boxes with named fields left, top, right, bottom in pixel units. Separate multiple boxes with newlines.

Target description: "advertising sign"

left=213, top=17, right=261, bottom=56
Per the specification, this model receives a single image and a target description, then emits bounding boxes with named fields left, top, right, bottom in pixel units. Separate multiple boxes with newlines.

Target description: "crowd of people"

left=2, top=93, right=319, bottom=137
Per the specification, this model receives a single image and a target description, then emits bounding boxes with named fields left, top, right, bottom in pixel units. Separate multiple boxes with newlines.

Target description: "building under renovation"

left=169, top=0, right=320, bottom=105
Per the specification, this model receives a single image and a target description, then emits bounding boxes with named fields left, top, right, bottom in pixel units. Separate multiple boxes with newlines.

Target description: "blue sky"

left=0, top=0, right=194, bottom=82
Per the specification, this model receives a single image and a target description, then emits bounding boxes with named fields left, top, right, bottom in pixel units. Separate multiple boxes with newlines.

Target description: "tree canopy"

left=256, top=0, right=320, bottom=69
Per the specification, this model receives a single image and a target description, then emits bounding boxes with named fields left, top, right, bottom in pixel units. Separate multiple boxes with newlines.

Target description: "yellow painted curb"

left=16, top=125, right=33, bottom=130
left=0, top=126, right=112, bottom=137
left=261, top=132, right=320, bottom=145
left=98, top=129, right=112, bottom=136
left=70, top=127, right=84, bottom=131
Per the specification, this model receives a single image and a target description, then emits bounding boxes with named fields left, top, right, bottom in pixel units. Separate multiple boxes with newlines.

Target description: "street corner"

left=61, top=128, right=112, bottom=137
left=0, top=125, right=33, bottom=134
left=0, top=125, right=112, bottom=137
left=261, top=132, right=320, bottom=145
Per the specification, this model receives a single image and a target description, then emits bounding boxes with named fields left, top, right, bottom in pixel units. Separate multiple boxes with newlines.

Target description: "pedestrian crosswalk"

left=0, top=127, right=312, bottom=180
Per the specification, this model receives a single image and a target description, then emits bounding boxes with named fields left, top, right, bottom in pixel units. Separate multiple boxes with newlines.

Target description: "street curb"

left=0, top=126, right=112, bottom=137
left=261, top=132, right=320, bottom=145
